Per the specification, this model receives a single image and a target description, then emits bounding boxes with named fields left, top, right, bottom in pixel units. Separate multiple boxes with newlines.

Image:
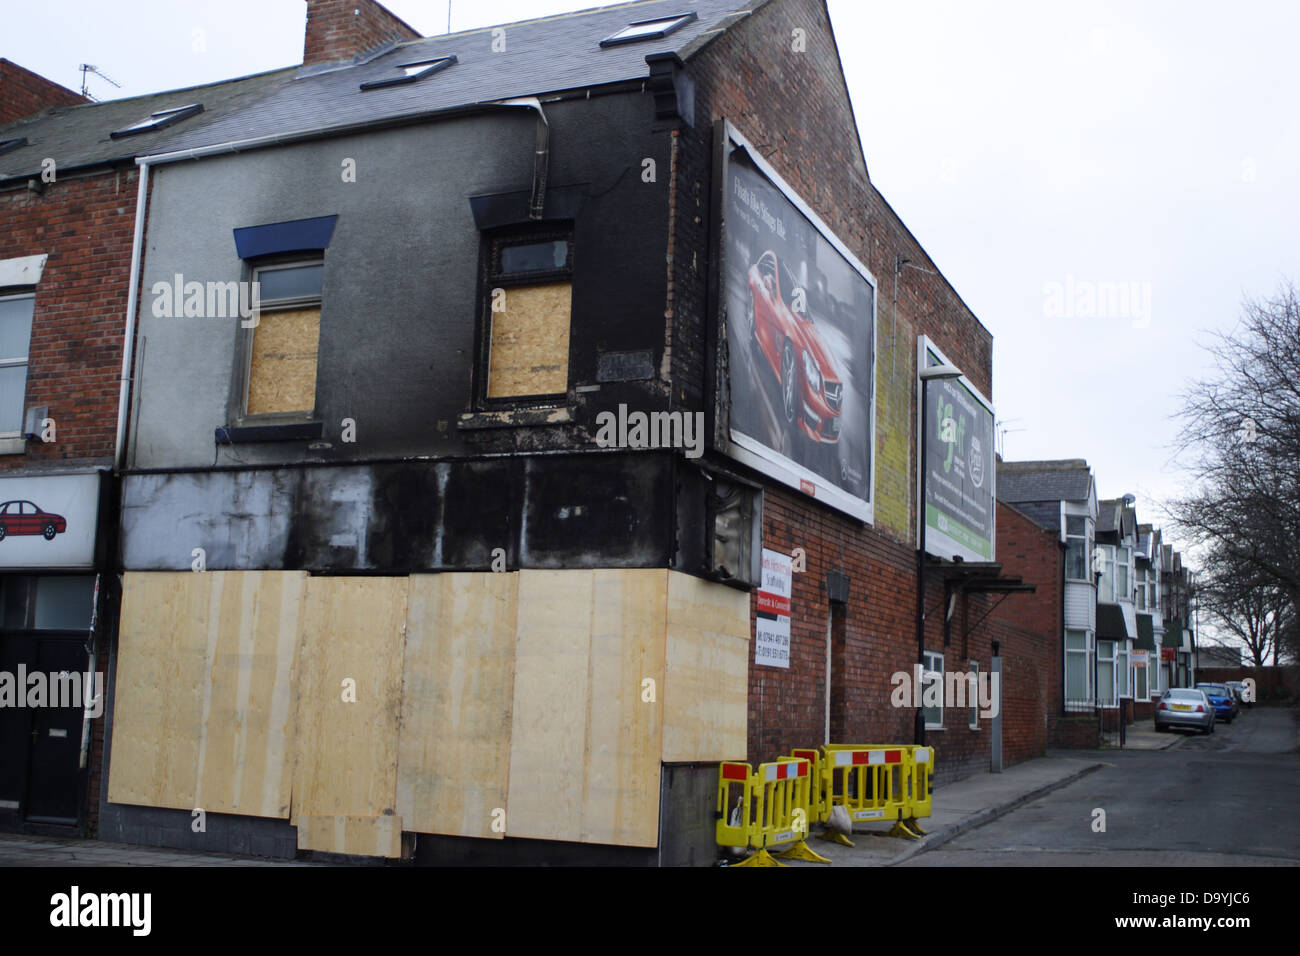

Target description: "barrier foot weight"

left=888, top=820, right=922, bottom=840
left=903, top=817, right=929, bottom=836
left=730, top=848, right=787, bottom=868
left=775, top=840, right=832, bottom=864
left=817, top=830, right=855, bottom=848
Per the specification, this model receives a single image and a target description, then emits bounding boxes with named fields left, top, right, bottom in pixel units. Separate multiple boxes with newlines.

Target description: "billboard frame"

left=915, top=334, right=996, bottom=562
left=709, top=119, right=878, bottom=524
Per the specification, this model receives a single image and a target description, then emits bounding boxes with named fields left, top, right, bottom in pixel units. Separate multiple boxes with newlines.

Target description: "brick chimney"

left=0, top=59, right=89, bottom=126
left=302, top=0, right=422, bottom=68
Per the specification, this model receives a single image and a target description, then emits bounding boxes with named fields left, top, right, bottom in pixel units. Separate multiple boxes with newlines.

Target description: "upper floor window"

left=0, top=293, right=34, bottom=434
left=238, top=260, right=323, bottom=421
left=478, top=228, right=574, bottom=404
left=1065, top=515, right=1090, bottom=580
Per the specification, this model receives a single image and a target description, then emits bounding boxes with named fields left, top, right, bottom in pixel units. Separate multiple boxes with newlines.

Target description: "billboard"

left=717, top=123, right=876, bottom=523
left=918, top=336, right=996, bottom=562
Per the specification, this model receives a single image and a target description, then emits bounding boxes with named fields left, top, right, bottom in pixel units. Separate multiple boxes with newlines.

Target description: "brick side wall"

left=302, top=0, right=422, bottom=68
left=0, top=59, right=88, bottom=127
left=678, top=0, right=994, bottom=545
left=0, top=169, right=138, bottom=468
left=675, top=0, right=1009, bottom=784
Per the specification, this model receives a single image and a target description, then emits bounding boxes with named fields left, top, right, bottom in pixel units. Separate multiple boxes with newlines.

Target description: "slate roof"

left=996, top=459, right=1093, bottom=505
left=142, top=0, right=766, bottom=157
left=0, top=66, right=296, bottom=183
left=0, top=0, right=763, bottom=182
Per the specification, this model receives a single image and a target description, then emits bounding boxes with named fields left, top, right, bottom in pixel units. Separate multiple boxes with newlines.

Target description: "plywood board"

left=487, top=282, right=571, bottom=397
left=247, top=306, right=320, bottom=414
left=397, top=572, right=518, bottom=838
left=582, top=569, right=666, bottom=847
left=662, top=571, right=750, bottom=762
left=296, top=813, right=403, bottom=858
left=107, top=571, right=304, bottom=818
left=108, top=572, right=214, bottom=810
left=506, top=569, right=593, bottom=841
left=194, top=571, right=303, bottom=817
left=291, top=577, right=407, bottom=819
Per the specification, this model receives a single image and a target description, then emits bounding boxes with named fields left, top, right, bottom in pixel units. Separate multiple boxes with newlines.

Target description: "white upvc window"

left=1134, top=659, right=1149, bottom=699
left=922, top=651, right=944, bottom=729
left=1098, top=640, right=1118, bottom=707
left=0, top=292, right=34, bottom=435
left=1065, top=628, right=1092, bottom=709
left=1065, top=516, right=1090, bottom=581
left=968, top=660, right=980, bottom=730
left=1118, top=645, right=1129, bottom=698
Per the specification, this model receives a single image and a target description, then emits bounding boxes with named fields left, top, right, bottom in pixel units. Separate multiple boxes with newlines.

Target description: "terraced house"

left=6, top=0, right=1058, bottom=865
left=0, top=57, right=292, bottom=838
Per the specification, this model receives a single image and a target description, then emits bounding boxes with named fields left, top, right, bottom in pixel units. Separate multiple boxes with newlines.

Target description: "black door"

left=24, top=635, right=88, bottom=824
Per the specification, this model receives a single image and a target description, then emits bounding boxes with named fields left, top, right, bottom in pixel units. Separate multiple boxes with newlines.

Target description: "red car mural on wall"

left=744, top=250, right=844, bottom=444
left=0, top=500, right=68, bottom=541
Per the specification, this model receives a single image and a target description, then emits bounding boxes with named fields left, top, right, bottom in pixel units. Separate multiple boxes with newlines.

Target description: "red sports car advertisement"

left=719, top=125, right=876, bottom=521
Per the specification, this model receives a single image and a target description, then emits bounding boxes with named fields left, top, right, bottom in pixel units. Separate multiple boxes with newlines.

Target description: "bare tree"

left=1196, top=547, right=1292, bottom=666
left=1168, top=282, right=1300, bottom=636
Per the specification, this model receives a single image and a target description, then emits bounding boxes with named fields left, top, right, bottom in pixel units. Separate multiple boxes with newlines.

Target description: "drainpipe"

left=493, top=97, right=549, bottom=219
left=114, top=160, right=149, bottom=470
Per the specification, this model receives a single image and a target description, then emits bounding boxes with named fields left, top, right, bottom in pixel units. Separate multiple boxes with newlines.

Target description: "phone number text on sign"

left=755, top=548, right=793, bottom=668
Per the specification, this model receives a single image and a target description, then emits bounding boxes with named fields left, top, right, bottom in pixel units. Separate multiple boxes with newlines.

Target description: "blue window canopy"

left=233, top=215, right=339, bottom=259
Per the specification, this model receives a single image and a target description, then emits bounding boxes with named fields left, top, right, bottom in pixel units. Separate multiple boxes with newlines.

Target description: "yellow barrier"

left=715, top=757, right=831, bottom=867
left=717, top=744, right=935, bottom=863
left=822, top=744, right=933, bottom=838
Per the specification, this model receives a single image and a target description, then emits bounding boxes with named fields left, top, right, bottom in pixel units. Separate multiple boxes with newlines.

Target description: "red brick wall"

left=302, top=0, right=421, bottom=68
left=1050, top=714, right=1099, bottom=749
left=0, top=170, right=138, bottom=468
left=0, top=59, right=88, bottom=127
left=1199, top=665, right=1299, bottom=702
left=676, top=0, right=1009, bottom=784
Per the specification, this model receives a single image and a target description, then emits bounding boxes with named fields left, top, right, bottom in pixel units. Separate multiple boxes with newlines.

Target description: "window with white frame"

left=1065, top=628, right=1091, bottom=706
left=968, top=660, right=980, bottom=729
left=1065, top=516, right=1089, bottom=580
left=1098, top=640, right=1117, bottom=706
left=1116, top=547, right=1131, bottom=602
left=922, top=651, right=943, bottom=729
left=1097, top=545, right=1114, bottom=601
left=1134, top=657, right=1148, bottom=698
left=1118, top=645, right=1129, bottom=698
left=0, top=292, right=34, bottom=434
left=1135, top=566, right=1148, bottom=610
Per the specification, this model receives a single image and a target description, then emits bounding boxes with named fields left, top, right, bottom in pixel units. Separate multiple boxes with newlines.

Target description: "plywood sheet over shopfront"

left=109, top=568, right=747, bottom=854
left=396, top=572, right=519, bottom=839
left=107, top=571, right=304, bottom=819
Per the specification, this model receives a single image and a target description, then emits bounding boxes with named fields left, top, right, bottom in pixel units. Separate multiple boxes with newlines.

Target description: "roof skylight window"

left=360, top=55, right=457, bottom=90
left=109, top=104, right=203, bottom=139
left=599, top=13, right=697, bottom=47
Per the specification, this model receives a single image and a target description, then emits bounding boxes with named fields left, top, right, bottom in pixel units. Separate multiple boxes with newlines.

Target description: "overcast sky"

left=9, top=0, right=1299, bottom=534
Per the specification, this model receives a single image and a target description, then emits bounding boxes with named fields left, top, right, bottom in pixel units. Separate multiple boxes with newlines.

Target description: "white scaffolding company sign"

left=755, top=548, right=793, bottom=668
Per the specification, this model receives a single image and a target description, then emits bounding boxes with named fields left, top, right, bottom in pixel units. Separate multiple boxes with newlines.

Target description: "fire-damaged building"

left=90, top=0, right=1057, bottom=866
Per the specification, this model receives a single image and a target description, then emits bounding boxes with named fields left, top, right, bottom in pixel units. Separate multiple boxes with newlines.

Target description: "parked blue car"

left=1195, top=682, right=1238, bottom=722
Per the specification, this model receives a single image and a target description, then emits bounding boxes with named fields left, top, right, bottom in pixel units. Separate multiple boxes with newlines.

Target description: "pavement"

left=0, top=832, right=328, bottom=867
left=774, top=754, right=1107, bottom=867
left=770, top=722, right=1184, bottom=867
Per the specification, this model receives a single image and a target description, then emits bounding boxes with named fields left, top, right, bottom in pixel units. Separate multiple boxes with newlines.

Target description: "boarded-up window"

left=482, top=231, right=573, bottom=401
left=487, top=282, right=571, bottom=398
left=247, top=306, right=321, bottom=414
left=245, top=261, right=323, bottom=417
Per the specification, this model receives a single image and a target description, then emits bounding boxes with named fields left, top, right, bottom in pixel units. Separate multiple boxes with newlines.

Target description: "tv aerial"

left=78, top=64, right=121, bottom=101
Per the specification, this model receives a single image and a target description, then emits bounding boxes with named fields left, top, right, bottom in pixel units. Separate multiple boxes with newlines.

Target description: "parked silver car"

left=1154, top=688, right=1215, bottom=734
